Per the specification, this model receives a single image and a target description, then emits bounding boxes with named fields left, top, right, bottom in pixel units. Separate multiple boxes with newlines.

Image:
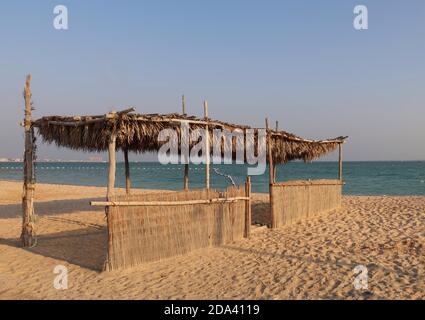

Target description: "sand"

left=0, top=180, right=424, bottom=300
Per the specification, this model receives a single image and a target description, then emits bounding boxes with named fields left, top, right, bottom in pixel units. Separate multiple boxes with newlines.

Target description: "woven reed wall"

left=271, top=179, right=342, bottom=228
left=106, top=186, right=247, bottom=271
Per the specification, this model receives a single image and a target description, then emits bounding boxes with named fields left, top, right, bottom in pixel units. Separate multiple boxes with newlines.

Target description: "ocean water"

left=0, top=161, right=424, bottom=195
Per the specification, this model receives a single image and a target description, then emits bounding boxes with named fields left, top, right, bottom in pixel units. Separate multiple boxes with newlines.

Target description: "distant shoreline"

left=1, top=160, right=425, bottom=164
left=1, top=161, right=424, bottom=196
left=1, top=179, right=424, bottom=197
left=0, top=178, right=344, bottom=197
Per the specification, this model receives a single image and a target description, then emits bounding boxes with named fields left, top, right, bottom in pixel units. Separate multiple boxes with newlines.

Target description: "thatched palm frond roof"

left=31, top=109, right=347, bottom=164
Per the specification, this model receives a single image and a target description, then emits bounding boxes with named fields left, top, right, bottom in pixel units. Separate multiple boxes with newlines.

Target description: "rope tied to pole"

left=213, top=168, right=236, bottom=187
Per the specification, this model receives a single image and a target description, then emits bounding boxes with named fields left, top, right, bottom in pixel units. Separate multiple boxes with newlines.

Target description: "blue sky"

left=0, top=0, right=424, bottom=161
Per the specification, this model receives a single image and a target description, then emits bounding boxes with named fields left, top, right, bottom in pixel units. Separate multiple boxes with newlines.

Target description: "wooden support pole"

left=244, top=176, right=252, bottom=238
left=182, top=95, right=186, bottom=116
left=266, top=118, right=277, bottom=229
left=184, top=164, right=189, bottom=192
left=338, top=143, right=343, bottom=181
left=107, top=130, right=117, bottom=199
left=182, top=95, right=189, bottom=191
left=124, top=148, right=131, bottom=195
left=274, top=121, right=278, bottom=182
left=21, top=74, right=37, bottom=247
left=204, top=100, right=210, bottom=190
left=267, top=120, right=276, bottom=184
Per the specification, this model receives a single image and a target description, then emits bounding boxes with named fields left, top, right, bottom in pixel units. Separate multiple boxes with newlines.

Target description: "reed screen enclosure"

left=270, top=180, right=343, bottom=228
left=94, top=182, right=251, bottom=271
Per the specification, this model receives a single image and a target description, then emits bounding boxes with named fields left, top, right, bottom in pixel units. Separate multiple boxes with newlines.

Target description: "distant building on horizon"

left=88, top=156, right=104, bottom=162
left=0, top=158, right=22, bottom=162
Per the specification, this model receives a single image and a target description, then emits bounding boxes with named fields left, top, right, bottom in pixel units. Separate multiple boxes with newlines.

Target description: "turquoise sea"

left=0, top=161, right=424, bottom=195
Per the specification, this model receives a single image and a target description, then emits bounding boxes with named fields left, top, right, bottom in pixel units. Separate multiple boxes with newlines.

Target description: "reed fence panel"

left=105, top=186, right=248, bottom=271
left=271, top=179, right=342, bottom=228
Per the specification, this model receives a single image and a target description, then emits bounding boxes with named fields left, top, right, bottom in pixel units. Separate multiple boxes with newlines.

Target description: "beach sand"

left=0, top=180, right=424, bottom=299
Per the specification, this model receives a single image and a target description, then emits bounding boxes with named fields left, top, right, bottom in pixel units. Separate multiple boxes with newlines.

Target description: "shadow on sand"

left=0, top=196, right=271, bottom=272
left=251, top=202, right=271, bottom=226
left=0, top=197, right=105, bottom=219
left=0, top=196, right=109, bottom=271
left=0, top=226, right=107, bottom=271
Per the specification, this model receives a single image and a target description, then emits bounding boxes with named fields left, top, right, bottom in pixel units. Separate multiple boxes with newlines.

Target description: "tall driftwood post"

left=338, top=143, right=343, bottom=181
left=182, top=95, right=189, bottom=191
left=266, top=118, right=277, bottom=229
left=124, top=148, right=131, bottom=195
left=21, top=74, right=37, bottom=247
left=105, top=125, right=117, bottom=271
left=244, top=176, right=252, bottom=238
left=204, top=100, right=210, bottom=190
